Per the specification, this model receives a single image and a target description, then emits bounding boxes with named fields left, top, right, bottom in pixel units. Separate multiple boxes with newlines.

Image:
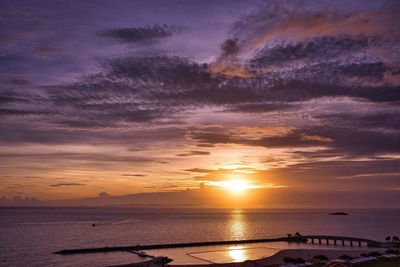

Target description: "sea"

left=0, top=207, right=399, bottom=267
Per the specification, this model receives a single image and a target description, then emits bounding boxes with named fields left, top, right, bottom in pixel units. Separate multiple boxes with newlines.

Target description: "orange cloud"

left=208, top=61, right=253, bottom=78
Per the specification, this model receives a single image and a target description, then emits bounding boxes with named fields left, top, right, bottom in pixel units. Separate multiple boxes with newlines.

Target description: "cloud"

left=4, top=77, right=33, bottom=85
left=98, top=191, right=110, bottom=197
left=32, top=47, right=64, bottom=60
left=318, top=111, right=400, bottom=131
left=0, top=91, right=29, bottom=104
left=184, top=168, right=213, bottom=173
left=1, top=43, right=399, bottom=143
left=0, top=0, right=400, bottom=203
left=220, top=38, right=239, bottom=58
left=230, top=0, right=400, bottom=56
left=107, top=56, right=399, bottom=105
left=208, top=0, right=400, bottom=90
left=267, top=158, right=400, bottom=186
left=251, top=35, right=370, bottom=67
left=0, top=108, right=48, bottom=116
left=175, top=150, right=210, bottom=157
left=188, top=127, right=332, bottom=148
left=99, top=24, right=185, bottom=43
left=50, top=183, right=86, bottom=187
left=188, top=123, right=400, bottom=158
left=225, top=102, right=297, bottom=113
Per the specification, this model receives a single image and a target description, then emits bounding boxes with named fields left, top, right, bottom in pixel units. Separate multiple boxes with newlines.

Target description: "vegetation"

left=385, top=249, right=400, bottom=254
left=312, top=255, right=329, bottom=261
left=283, top=256, right=305, bottom=264
left=338, top=254, right=354, bottom=260
left=360, top=251, right=382, bottom=257
left=361, top=259, right=400, bottom=267
left=384, top=236, right=400, bottom=242
left=286, top=232, right=307, bottom=243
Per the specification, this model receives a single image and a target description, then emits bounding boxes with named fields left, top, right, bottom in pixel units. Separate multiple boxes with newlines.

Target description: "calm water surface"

left=0, top=207, right=399, bottom=266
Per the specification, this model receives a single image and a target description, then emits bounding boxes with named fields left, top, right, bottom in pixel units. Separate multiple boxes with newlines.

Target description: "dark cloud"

left=196, top=143, right=215, bottom=148
left=23, top=176, right=44, bottom=179
left=266, top=158, right=400, bottom=190
left=103, top=55, right=399, bottom=106
left=4, top=77, right=33, bottom=85
left=189, top=131, right=232, bottom=145
left=0, top=119, right=187, bottom=145
left=0, top=91, right=29, bottom=104
left=318, top=111, right=400, bottom=131
left=1, top=47, right=399, bottom=140
left=50, top=183, right=86, bottom=187
left=230, top=0, right=400, bottom=53
left=225, top=102, right=297, bottom=113
left=220, top=38, right=239, bottom=58
left=99, top=24, right=184, bottom=43
left=0, top=150, right=160, bottom=165
left=309, top=126, right=400, bottom=157
left=190, top=127, right=325, bottom=148
left=175, top=151, right=210, bottom=157
left=107, top=56, right=210, bottom=88
left=189, top=124, right=400, bottom=157
left=5, top=184, right=37, bottom=190
left=0, top=108, right=48, bottom=116
left=252, top=34, right=371, bottom=67
left=33, top=47, right=63, bottom=59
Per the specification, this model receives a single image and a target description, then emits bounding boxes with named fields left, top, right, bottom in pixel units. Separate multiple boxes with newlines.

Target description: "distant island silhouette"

left=328, top=212, right=349, bottom=216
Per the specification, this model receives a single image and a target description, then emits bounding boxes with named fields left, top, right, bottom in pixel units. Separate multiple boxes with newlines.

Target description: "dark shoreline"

left=55, top=235, right=382, bottom=255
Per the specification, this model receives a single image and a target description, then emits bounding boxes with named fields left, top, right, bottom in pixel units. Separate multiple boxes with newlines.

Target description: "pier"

left=305, top=235, right=380, bottom=247
left=55, top=237, right=288, bottom=254
left=54, top=235, right=382, bottom=255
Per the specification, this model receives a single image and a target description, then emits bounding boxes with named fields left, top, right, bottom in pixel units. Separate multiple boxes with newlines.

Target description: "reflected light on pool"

left=228, top=246, right=247, bottom=262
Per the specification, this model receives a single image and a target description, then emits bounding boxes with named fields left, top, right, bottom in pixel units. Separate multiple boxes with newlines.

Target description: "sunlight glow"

left=213, top=179, right=259, bottom=193
left=224, top=180, right=248, bottom=192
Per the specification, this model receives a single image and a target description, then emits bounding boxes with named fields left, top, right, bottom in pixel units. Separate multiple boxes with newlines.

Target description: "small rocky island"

left=328, top=212, right=349, bottom=215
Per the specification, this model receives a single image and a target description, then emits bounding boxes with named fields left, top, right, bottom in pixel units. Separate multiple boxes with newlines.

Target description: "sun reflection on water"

left=229, top=210, right=247, bottom=240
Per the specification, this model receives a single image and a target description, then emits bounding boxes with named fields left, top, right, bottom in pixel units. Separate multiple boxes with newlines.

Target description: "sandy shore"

left=171, top=248, right=383, bottom=266
left=110, top=247, right=385, bottom=267
left=253, top=248, right=384, bottom=266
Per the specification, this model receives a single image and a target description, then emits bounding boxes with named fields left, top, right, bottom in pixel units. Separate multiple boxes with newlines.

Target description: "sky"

left=0, top=0, right=400, bottom=207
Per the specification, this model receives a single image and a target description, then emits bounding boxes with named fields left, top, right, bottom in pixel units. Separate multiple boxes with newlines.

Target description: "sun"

left=220, top=179, right=251, bottom=193
left=208, top=178, right=261, bottom=193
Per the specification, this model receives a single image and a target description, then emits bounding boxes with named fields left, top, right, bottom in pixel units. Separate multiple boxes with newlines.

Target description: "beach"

left=111, top=248, right=394, bottom=267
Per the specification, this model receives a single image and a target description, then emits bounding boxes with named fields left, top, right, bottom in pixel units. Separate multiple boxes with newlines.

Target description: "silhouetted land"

left=328, top=212, right=349, bottom=215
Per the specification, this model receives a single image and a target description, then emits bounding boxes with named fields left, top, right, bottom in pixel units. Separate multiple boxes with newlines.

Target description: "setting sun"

left=224, top=180, right=248, bottom=193
left=218, top=180, right=253, bottom=193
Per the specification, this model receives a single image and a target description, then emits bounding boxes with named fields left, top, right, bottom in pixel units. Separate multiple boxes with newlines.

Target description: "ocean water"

left=0, top=207, right=399, bottom=267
